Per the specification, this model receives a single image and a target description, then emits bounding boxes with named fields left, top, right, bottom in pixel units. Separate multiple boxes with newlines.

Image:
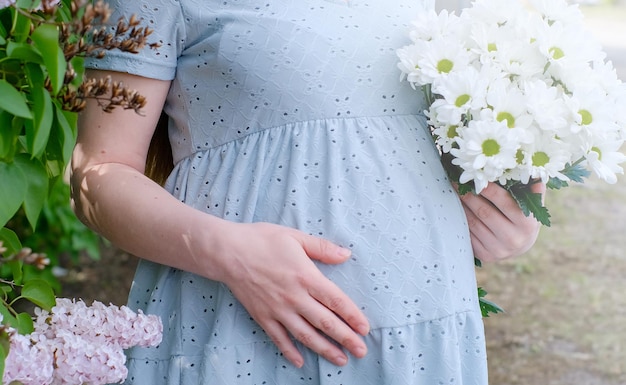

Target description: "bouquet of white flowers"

left=397, top=0, right=626, bottom=227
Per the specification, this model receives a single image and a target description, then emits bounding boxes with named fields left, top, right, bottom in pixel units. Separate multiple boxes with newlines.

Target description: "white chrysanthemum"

left=612, top=83, right=626, bottom=131
left=431, top=122, right=462, bottom=153
left=428, top=98, right=465, bottom=127
left=521, top=79, right=572, bottom=133
left=493, top=42, right=546, bottom=81
left=527, top=0, right=585, bottom=26
left=485, top=79, right=534, bottom=134
left=409, top=9, right=463, bottom=42
left=431, top=66, right=488, bottom=121
left=512, top=132, right=572, bottom=184
left=396, top=40, right=430, bottom=86
left=415, top=37, right=472, bottom=85
left=567, top=86, right=614, bottom=136
left=588, top=59, right=623, bottom=96
left=465, top=19, right=524, bottom=64
left=584, top=139, right=626, bottom=184
left=536, top=21, right=605, bottom=81
left=450, top=119, right=520, bottom=193
left=398, top=0, right=626, bottom=196
left=460, top=0, right=526, bottom=26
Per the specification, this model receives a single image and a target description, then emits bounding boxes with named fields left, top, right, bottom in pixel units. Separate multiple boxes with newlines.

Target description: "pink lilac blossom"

left=49, top=330, right=128, bottom=385
left=2, top=330, right=54, bottom=385
left=46, top=298, right=163, bottom=349
left=1, top=299, right=162, bottom=385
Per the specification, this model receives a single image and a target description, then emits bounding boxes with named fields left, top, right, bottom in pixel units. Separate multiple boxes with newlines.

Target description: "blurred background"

left=45, top=1, right=625, bottom=384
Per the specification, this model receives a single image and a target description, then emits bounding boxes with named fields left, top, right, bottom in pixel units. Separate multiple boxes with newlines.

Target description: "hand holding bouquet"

left=397, top=0, right=626, bottom=226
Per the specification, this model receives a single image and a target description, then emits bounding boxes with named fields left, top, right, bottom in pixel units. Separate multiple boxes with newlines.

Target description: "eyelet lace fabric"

left=89, top=0, right=488, bottom=384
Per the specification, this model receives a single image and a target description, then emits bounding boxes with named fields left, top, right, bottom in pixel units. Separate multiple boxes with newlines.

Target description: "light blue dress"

left=89, top=0, right=488, bottom=384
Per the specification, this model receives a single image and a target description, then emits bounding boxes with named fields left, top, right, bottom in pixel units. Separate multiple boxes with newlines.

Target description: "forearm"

left=70, top=161, right=228, bottom=281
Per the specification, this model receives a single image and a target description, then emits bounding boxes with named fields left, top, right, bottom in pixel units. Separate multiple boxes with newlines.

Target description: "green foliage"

left=0, top=0, right=114, bottom=336
left=0, top=2, right=153, bottom=358
left=0, top=1, right=77, bottom=337
left=4, top=177, right=103, bottom=294
left=507, top=182, right=551, bottom=227
left=477, top=287, right=505, bottom=318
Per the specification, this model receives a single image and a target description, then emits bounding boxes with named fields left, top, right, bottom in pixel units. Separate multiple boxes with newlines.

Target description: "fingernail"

left=357, top=323, right=369, bottom=335
left=335, top=355, right=348, bottom=366
left=354, top=345, right=367, bottom=358
left=337, top=247, right=351, bottom=258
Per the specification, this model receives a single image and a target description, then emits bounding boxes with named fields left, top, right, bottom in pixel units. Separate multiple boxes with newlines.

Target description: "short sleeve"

left=85, top=0, right=185, bottom=81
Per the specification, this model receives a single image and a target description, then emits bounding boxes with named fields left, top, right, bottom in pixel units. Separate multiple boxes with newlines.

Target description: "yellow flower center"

left=497, top=112, right=516, bottom=128
left=579, top=109, right=593, bottom=125
left=437, top=59, right=454, bottom=74
left=591, top=146, right=602, bottom=160
left=447, top=125, right=459, bottom=139
left=482, top=139, right=501, bottom=157
left=532, top=151, right=550, bottom=167
left=550, top=46, right=565, bottom=60
left=455, top=94, right=471, bottom=108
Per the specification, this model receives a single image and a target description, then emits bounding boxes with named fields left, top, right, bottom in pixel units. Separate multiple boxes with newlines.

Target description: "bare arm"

left=71, top=70, right=369, bottom=368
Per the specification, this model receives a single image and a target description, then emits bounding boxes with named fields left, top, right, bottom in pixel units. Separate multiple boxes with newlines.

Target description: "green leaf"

left=546, top=176, right=569, bottom=190
left=25, top=86, right=54, bottom=158
left=478, top=287, right=505, bottom=318
left=20, top=279, right=56, bottom=311
left=519, top=194, right=551, bottom=226
left=561, top=162, right=590, bottom=184
left=8, top=260, right=23, bottom=286
left=508, top=184, right=551, bottom=227
left=10, top=6, right=32, bottom=43
left=0, top=110, right=20, bottom=160
left=6, top=41, right=43, bottom=64
left=0, top=162, right=27, bottom=228
left=70, top=56, right=85, bottom=87
left=0, top=286, right=13, bottom=297
left=0, top=330, right=8, bottom=381
left=14, top=155, right=49, bottom=230
left=0, top=228, right=22, bottom=255
left=13, top=311, right=34, bottom=334
left=16, top=0, right=41, bottom=8
left=50, top=102, right=77, bottom=166
left=547, top=162, right=590, bottom=189
left=0, top=79, right=32, bottom=119
left=61, top=108, right=78, bottom=163
left=25, top=62, right=46, bottom=89
left=31, top=23, right=67, bottom=95
left=0, top=305, right=18, bottom=330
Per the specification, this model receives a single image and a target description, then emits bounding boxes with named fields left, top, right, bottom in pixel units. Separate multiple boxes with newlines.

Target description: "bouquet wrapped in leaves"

left=397, top=0, right=626, bottom=227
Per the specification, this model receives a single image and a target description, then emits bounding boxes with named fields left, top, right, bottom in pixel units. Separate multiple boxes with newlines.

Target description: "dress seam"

left=172, top=112, right=428, bottom=169
left=126, top=309, right=480, bottom=362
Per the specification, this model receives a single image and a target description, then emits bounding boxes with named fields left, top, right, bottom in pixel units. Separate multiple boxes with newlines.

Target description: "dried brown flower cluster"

left=0, top=242, right=50, bottom=271
left=55, top=0, right=159, bottom=113
left=75, top=76, right=147, bottom=114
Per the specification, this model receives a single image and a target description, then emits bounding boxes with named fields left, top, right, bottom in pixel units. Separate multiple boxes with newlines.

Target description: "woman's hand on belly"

left=212, top=221, right=370, bottom=368
left=459, top=182, right=545, bottom=262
